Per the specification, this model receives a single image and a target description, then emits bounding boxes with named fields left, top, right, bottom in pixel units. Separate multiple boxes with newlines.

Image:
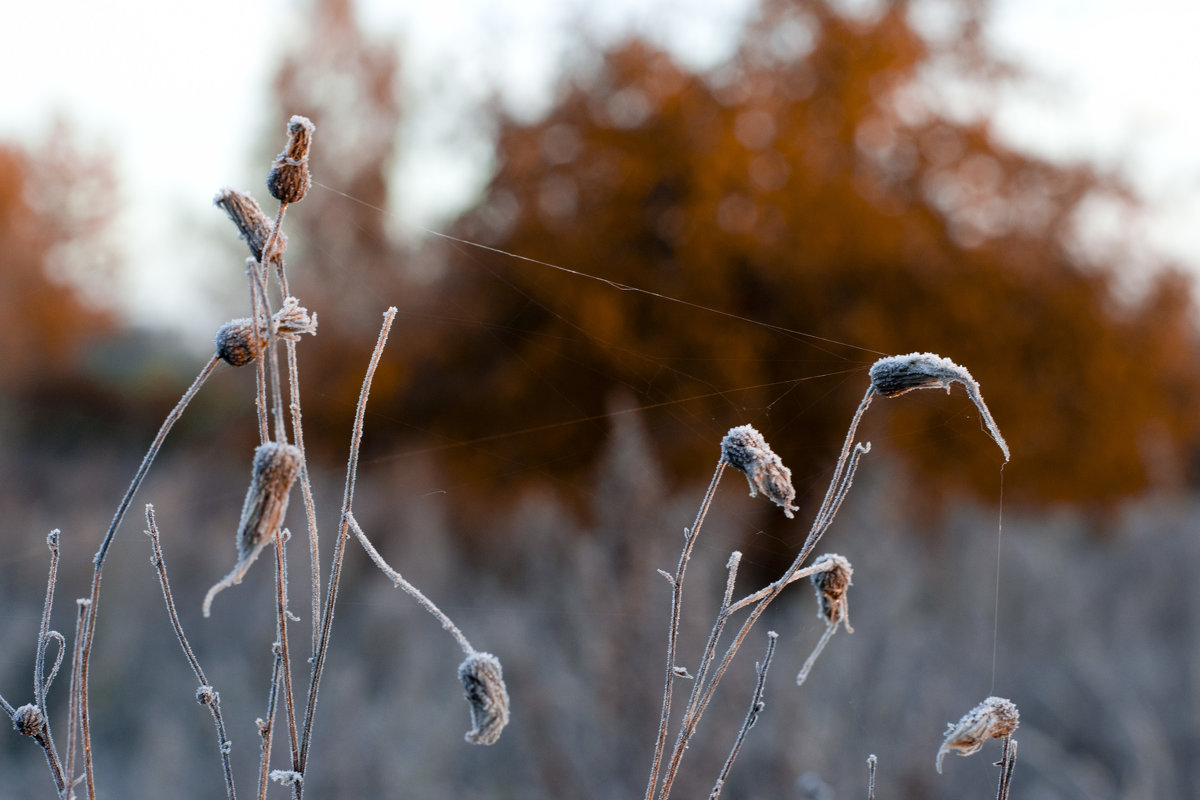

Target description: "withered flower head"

left=213, top=188, right=288, bottom=263
left=720, top=425, right=799, bottom=518
left=12, top=704, right=44, bottom=737
left=215, top=318, right=264, bottom=367
left=203, top=441, right=304, bottom=616
left=267, top=115, right=315, bottom=204
left=869, top=352, right=1009, bottom=462
left=810, top=553, right=854, bottom=631
left=458, top=652, right=510, bottom=746
left=936, top=696, right=1020, bottom=773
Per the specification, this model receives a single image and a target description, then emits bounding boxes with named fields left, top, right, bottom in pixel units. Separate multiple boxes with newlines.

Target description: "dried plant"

left=1, top=114, right=506, bottom=800
left=1, top=113, right=1019, bottom=800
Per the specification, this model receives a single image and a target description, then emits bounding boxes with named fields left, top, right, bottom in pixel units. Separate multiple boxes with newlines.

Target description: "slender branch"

left=996, top=737, right=1018, bottom=800
left=258, top=650, right=284, bottom=800
left=78, top=354, right=219, bottom=800
left=866, top=754, right=878, bottom=800
left=708, top=631, right=778, bottom=800
left=0, top=693, right=14, bottom=718
left=794, top=624, right=838, bottom=687
left=36, top=531, right=61, bottom=708
left=644, top=460, right=726, bottom=800
left=65, top=599, right=90, bottom=799
left=284, top=338, right=321, bottom=658
left=272, top=528, right=301, bottom=780
left=347, top=512, right=474, bottom=655
left=145, top=505, right=236, bottom=800
left=298, top=307, right=397, bottom=773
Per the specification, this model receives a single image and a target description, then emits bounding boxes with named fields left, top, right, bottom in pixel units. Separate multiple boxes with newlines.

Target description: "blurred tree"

left=0, top=131, right=116, bottom=398
left=271, top=0, right=1200, bottom=515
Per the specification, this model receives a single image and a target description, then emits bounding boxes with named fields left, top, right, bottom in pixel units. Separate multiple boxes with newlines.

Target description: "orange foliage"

left=275, top=0, right=1200, bottom=512
left=0, top=133, right=114, bottom=394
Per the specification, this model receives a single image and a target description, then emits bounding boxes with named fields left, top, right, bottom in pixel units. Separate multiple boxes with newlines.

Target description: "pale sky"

left=3, top=0, right=1199, bottom=335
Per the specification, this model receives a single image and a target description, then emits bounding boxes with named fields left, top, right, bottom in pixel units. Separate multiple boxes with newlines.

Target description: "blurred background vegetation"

left=2, top=0, right=1198, bottom=797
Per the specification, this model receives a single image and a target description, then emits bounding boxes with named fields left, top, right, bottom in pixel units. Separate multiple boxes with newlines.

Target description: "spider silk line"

left=991, top=464, right=1006, bottom=694
left=311, top=181, right=888, bottom=359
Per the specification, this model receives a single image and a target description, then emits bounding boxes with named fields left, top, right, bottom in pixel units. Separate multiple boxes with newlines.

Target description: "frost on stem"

left=267, top=115, right=314, bottom=204
left=213, top=188, right=287, bottom=264
left=720, top=425, right=799, bottom=518
left=936, top=696, right=1019, bottom=773
left=458, top=652, right=510, bottom=746
left=868, top=352, right=1009, bottom=462
left=810, top=553, right=853, bottom=632
left=202, top=441, right=304, bottom=616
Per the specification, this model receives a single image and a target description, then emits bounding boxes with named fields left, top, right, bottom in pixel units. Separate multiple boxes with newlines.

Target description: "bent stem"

left=347, top=513, right=474, bottom=655
left=298, top=307, right=397, bottom=775
left=78, top=354, right=219, bottom=800
left=145, top=505, right=236, bottom=800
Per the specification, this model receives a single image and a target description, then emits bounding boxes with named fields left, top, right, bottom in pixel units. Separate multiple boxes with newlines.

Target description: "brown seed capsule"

left=458, top=652, right=510, bottom=746
left=237, top=442, right=304, bottom=559
left=720, top=425, right=799, bottom=518
left=267, top=115, right=315, bottom=204
left=936, top=696, right=1020, bottom=773
left=868, top=352, right=1009, bottom=462
left=203, top=441, right=304, bottom=616
left=215, top=318, right=265, bottom=367
left=213, top=188, right=288, bottom=263
left=13, top=703, right=44, bottom=737
left=810, top=553, right=853, bottom=631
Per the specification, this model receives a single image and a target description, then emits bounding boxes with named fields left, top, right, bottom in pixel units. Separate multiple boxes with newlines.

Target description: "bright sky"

left=3, top=0, right=1199, bottom=335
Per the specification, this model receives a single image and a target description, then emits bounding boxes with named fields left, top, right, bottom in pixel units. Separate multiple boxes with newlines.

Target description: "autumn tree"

left=0, top=131, right=116, bottom=412
left=272, top=0, right=1200, bottom=514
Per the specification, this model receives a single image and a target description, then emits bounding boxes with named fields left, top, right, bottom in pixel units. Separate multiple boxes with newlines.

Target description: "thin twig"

left=78, top=354, right=219, bottom=800
left=866, top=754, right=878, bottom=800
left=272, top=527, right=301, bottom=784
left=36, top=531, right=61, bottom=708
left=298, top=307, right=397, bottom=774
left=145, top=505, right=236, bottom=800
left=65, top=599, right=90, bottom=799
left=284, top=338, right=321, bottom=658
left=258, top=650, right=283, bottom=800
left=708, top=631, right=778, bottom=800
left=644, top=460, right=726, bottom=800
left=347, top=512, right=474, bottom=655
left=795, top=624, right=838, bottom=687
left=996, top=737, right=1018, bottom=800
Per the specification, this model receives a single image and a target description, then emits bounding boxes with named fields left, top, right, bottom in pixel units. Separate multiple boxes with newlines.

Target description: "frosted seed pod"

left=267, top=116, right=315, bottom=204
left=13, top=704, right=45, bottom=737
left=868, top=352, right=1009, bottom=462
left=936, top=696, right=1020, bottom=773
left=810, top=553, right=854, bottom=631
left=215, top=318, right=264, bottom=367
left=458, top=652, right=510, bottom=746
left=720, top=424, right=799, bottom=518
left=213, top=188, right=287, bottom=263
left=202, top=442, right=304, bottom=616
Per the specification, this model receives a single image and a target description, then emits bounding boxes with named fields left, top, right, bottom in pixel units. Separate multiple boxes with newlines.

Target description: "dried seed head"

left=458, top=651, right=510, bottom=746
left=196, top=685, right=217, bottom=706
left=810, top=553, right=854, bottom=631
left=213, top=188, right=288, bottom=263
left=720, top=425, right=799, bottom=518
left=13, top=703, right=44, bottom=737
left=267, top=115, right=315, bottom=204
left=868, top=352, right=1010, bottom=462
left=237, top=442, right=304, bottom=558
left=215, top=318, right=265, bottom=366
left=273, top=296, right=318, bottom=341
left=936, top=696, right=1020, bottom=773
left=202, top=441, right=304, bottom=617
